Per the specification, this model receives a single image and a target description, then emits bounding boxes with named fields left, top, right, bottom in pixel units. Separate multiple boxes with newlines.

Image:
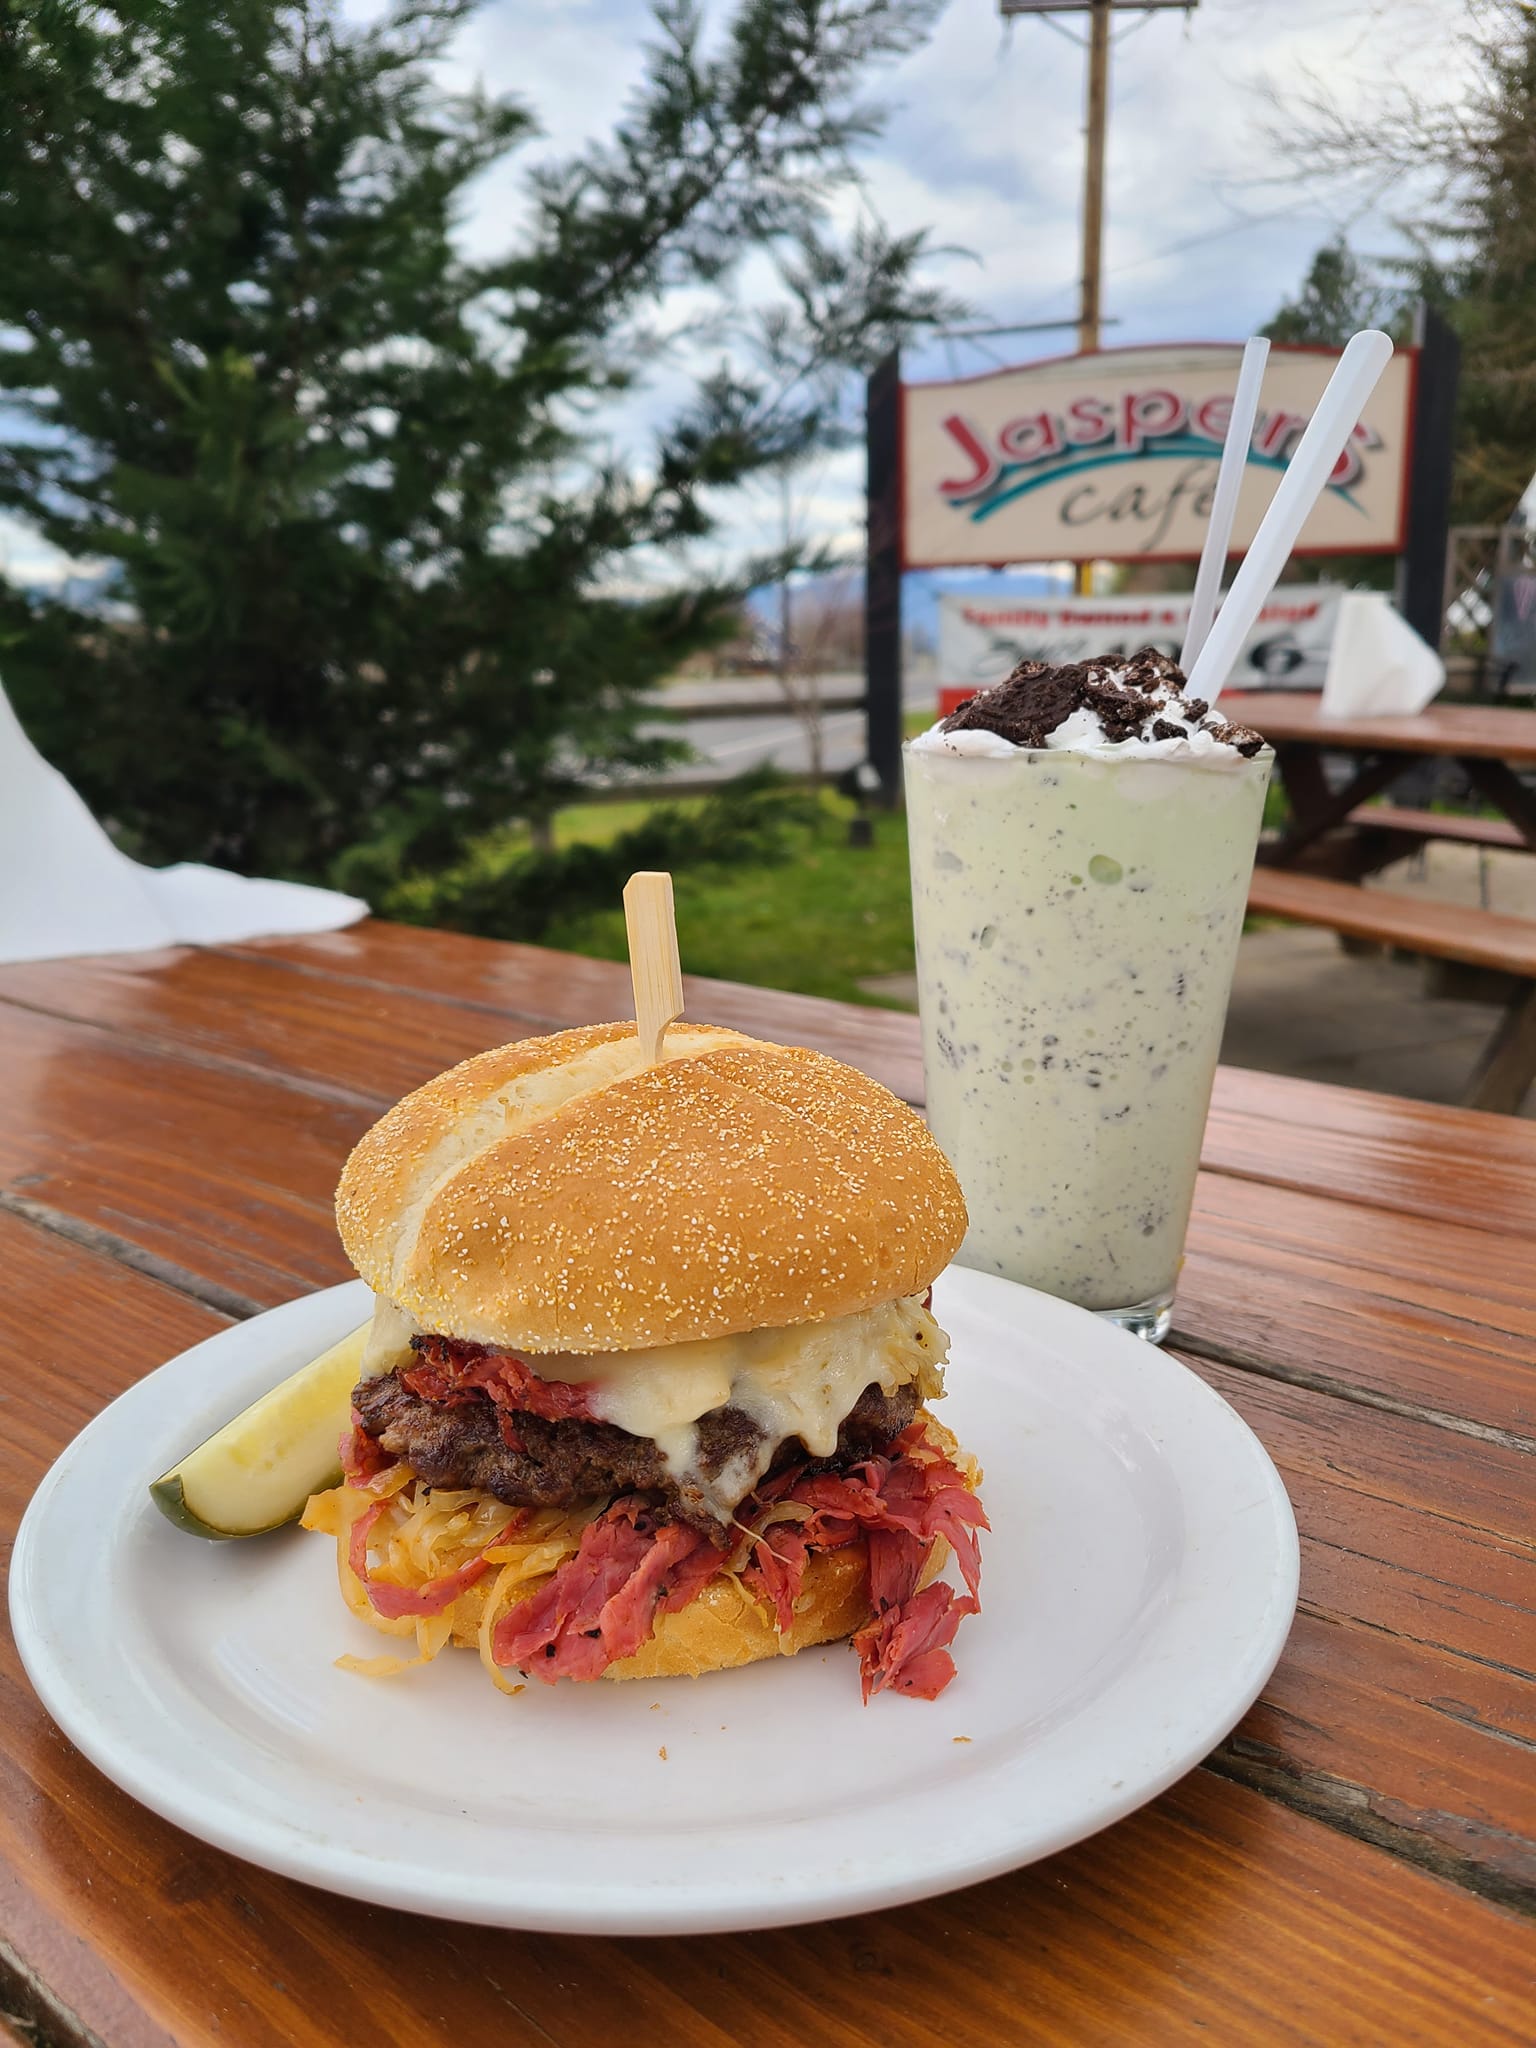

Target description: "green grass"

left=551, top=798, right=683, bottom=849
left=540, top=792, right=917, bottom=1006
left=464, top=796, right=709, bottom=860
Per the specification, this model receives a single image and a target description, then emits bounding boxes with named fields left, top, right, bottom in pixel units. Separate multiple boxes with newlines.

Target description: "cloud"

left=410, top=0, right=1473, bottom=568
left=431, top=0, right=651, bottom=257
left=0, top=517, right=84, bottom=589
left=16, top=0, right=1476, bottom=594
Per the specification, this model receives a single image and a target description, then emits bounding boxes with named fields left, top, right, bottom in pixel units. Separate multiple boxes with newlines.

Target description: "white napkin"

left=1320, top=592, right=1445, bottom=718
left=0, top=679, right=367, bottom=965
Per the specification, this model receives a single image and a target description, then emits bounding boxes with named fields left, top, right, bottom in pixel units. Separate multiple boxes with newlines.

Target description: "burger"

left=302, top=1019, right=987, bottom=1701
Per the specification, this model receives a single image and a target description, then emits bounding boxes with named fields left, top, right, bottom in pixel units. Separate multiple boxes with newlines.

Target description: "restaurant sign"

left=902, top=343, right=1415, bottom=568
left=938, top=587, right=1344, bottom=694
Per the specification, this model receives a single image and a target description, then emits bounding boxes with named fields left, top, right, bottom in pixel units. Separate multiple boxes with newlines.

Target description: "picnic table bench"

left=1222, top=693, right=1536, bottom=1112
left=1346, top=805, right=1531, bottom=853
left=1246, top=868, right=1536, bottom=1112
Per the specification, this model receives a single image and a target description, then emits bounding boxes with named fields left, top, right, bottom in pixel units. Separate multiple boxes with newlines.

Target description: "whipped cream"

left=909, top=648, right=1265, bottom=769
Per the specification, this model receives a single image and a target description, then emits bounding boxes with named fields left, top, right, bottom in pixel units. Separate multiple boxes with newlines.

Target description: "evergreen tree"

left=1263, top=238, right=1392, bottom=347
left=1428, top=1, right=1536, bottom=523
left=1271, top=0, right=1536, bottom=525
left=0, top=0, right=956, bottom=878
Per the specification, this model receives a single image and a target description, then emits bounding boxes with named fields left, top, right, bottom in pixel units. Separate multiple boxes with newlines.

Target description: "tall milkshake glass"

left=905, top=662, right=1271, bottom=1343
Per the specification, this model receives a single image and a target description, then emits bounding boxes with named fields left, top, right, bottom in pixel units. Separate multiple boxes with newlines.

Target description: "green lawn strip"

left=464, top=796, right=710, bottom=863
left=552, top=796, right=701, bottom=849
left=541, top=803, right=917, bottom=1007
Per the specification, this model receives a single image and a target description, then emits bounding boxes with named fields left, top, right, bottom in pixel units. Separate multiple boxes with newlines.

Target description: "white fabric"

left=0, top=678, right=367, bottom=964
left=1320, top=592, right=1445, bottom=718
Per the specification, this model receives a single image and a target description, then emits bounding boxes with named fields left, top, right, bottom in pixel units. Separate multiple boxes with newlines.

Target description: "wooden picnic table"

left=1220, top=693, right=1536, bottom=1114
left=0, top=922, right=1532, bottom=2047
left=1220, top=691, right=1536, bottom=868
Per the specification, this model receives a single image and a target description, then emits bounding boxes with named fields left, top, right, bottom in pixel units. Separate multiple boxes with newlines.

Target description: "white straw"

left=1186, top=329, right=1395, bottom=708
left=1183, top=337, right=1269, bottom=672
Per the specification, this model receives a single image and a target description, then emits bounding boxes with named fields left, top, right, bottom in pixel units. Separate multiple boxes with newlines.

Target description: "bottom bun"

left=448, top=1532, right=952, bottom=1683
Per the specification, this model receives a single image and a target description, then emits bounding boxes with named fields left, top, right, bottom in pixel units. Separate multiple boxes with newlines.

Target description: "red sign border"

left=897, top=339, right=1418, bottom=571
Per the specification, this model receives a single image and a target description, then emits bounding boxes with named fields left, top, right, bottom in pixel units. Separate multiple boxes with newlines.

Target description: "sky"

left=0, top=0, right=1473, bottom=590
left=420, top=0, right=1468, bottom=578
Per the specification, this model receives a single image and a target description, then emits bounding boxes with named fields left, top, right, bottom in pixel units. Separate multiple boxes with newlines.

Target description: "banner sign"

left=937, top=587, right=1344, bottom=693
left=903, top=343, right=1414, bottom=568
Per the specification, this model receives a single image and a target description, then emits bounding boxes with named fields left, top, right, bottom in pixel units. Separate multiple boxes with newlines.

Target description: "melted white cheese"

left=360, top=1294, right=420, bottom=1378
left=362, top=1291, right=949, bottom=1519
left=531, top=1296, right=948, bottom=1511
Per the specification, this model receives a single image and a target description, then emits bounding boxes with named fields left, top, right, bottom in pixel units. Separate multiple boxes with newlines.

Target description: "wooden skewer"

left=623, top=870, right=684, bottom=1067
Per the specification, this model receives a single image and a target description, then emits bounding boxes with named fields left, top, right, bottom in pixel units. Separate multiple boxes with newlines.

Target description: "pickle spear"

left=150, top=1323, right=369, bottom=1538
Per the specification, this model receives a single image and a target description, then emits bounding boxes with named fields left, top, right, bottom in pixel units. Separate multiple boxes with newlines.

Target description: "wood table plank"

left=0, top=1219, right=1529, bottom=2047
left=0, top=1000, right=361, bottom=1309
left=233, top=928, right=1536, bottom=1232
left=233, top=921, right=930, bottom=1104
left=1180, top=1355, right=1535, bottom=1907
left=8, top=1753, right=1534, bottom=2048
left=1204, top=1065, right=1536, bottom=1239
left=1220, top=693, right=1536, bottom=764
left=1, top=924, right=1534, bottom=2041
left=0, top=928, right=924, bottom=1116
left=7, top=932, right=1536, bottom=1248
left=6, top=980, right=1529, bottom=1447
left=0, top=1214, right=232, bottom=2048
left=1175, top=1176, right=1536, bottom=1442
left=0, top=946, right=531, bottom=1113
left=2, top=948, right=1534, bottom=1424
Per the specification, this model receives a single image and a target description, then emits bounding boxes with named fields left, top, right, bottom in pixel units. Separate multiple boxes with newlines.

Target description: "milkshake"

left=905, top=651, right=1270, bottom=1342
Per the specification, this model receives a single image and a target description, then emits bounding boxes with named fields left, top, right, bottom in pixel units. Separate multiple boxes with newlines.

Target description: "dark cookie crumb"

left=941, top=662, right=1084, bottom=749
left=1119, top=649, right=1176, bottom=696
left=1210, top=722, right=1266, bottom=757
left=941, top=646, right=1211, bottom=752
left=937, top=645, right=1267, bottom=758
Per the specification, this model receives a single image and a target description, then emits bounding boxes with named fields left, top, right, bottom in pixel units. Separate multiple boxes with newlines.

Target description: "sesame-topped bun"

left=335, top=1021, right=967, bottom=1354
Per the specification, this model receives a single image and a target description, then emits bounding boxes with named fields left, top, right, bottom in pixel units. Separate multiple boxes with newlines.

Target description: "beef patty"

left=352, top=1368, right=920, bottom=1543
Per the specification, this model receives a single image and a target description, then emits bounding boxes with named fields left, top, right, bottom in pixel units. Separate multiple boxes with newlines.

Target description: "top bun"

left=336, top=1021, right=966, bottom=1354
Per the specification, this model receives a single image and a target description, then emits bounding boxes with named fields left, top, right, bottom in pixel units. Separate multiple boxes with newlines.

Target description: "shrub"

left=367, top=770, right=819, bottom=942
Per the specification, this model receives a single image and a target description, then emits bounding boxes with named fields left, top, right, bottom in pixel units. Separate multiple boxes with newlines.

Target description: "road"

left=650, top=706, right=871, bottom=784
left=613, top=670, right=938, bottom=793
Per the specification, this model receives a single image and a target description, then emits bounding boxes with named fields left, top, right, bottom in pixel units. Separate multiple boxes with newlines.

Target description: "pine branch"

left=0, top=0, right=955, bottom=878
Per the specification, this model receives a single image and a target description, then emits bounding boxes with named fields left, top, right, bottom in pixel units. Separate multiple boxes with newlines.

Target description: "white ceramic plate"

left=11, top=1268, right=1297, bottom=1935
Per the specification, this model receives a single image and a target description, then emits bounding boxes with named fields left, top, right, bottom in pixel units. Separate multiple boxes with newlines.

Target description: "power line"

left=1035, top=12, right=1088, bottom=43
left=932, top=317, right=1121, bottom=340
left=1111, top=10, right=1160, bottom=42
left=1007, top=198, right=1350, bottom=325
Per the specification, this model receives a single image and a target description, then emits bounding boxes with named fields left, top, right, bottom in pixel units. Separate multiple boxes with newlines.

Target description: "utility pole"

left=1000, top=2, right=1197, bottom=589
left=1001, top=1, right=1198, bottom=349
left=1078, top=0, right=1110, bottom=355
left=777, top=467, right=792, bottom=686
left=1077, top=0, right=1111, bottom=589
